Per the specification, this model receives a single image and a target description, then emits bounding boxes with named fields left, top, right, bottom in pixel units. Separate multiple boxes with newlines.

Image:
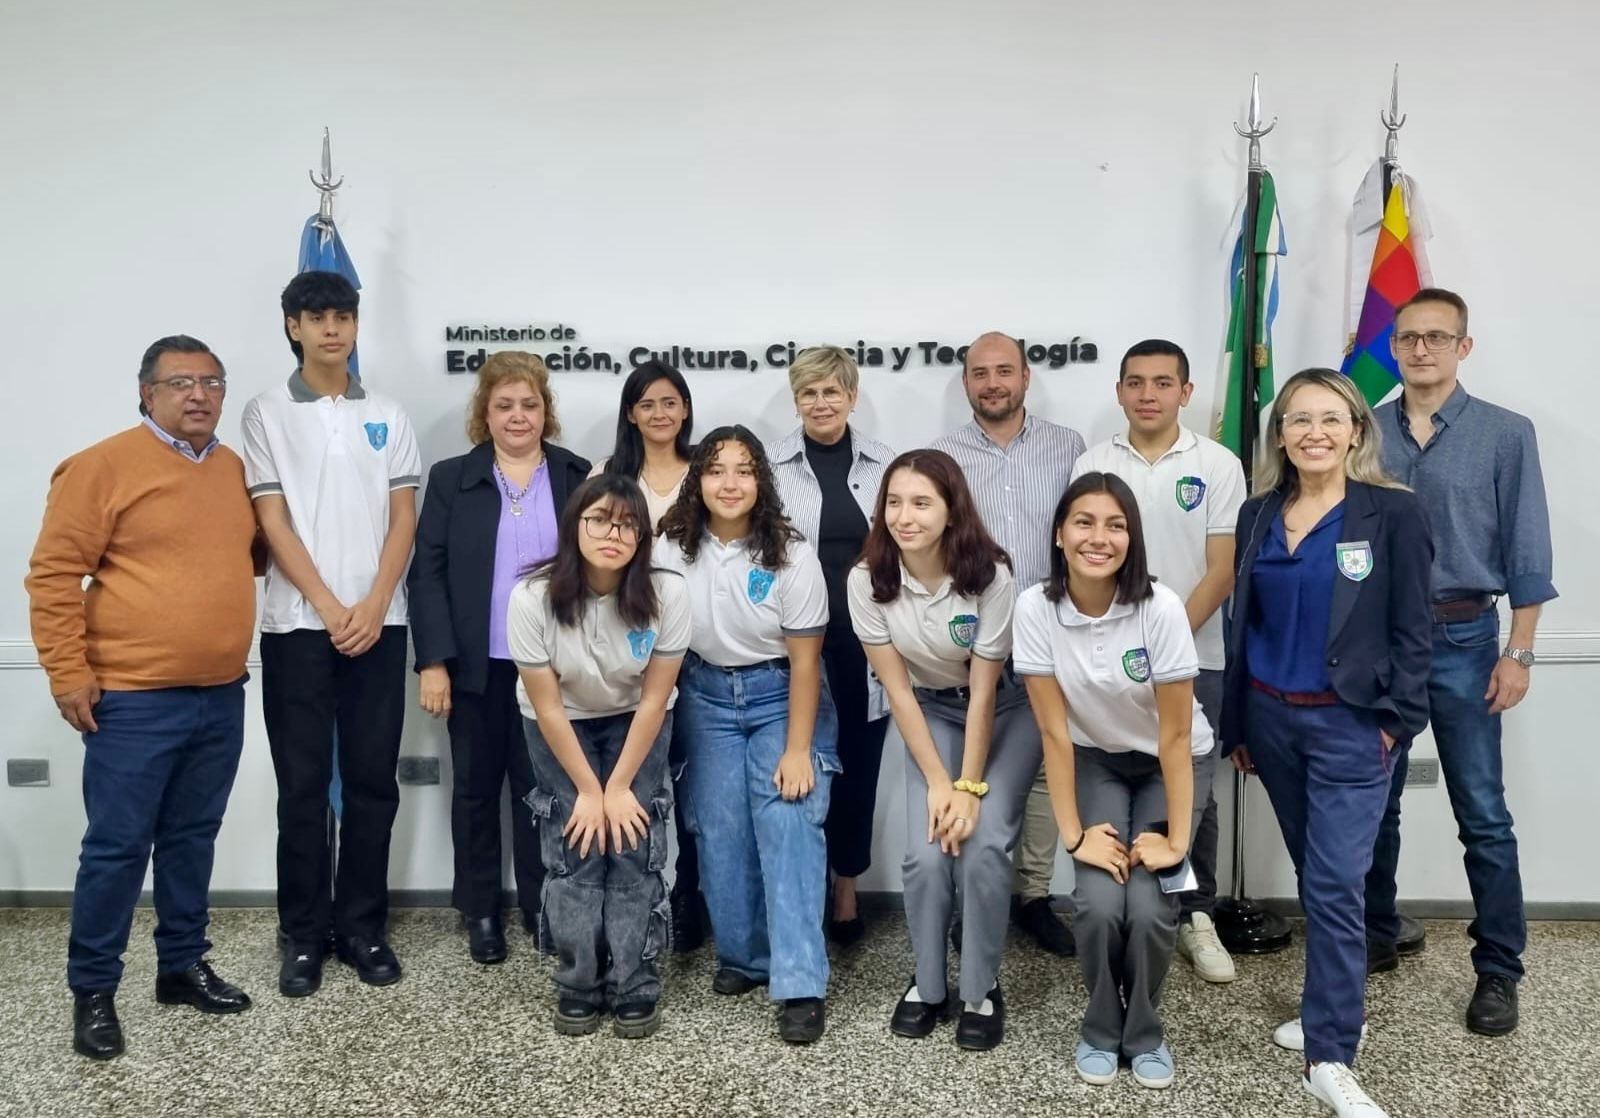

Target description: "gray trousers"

left=904, top=681, right=1042, bottom=1005
left=523, top=711, right=673, bottom=1009
left=1180, top=669, right=1224, bottom=918
left=1074, top=743, right=1214, bottom=1056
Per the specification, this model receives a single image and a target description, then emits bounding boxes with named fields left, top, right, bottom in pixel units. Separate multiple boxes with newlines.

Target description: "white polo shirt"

left=1071, top=426, right=1245, bottom=669
left=655, top=534, right=829, bottom=666
left=241, top=372, right=422, bottom=633
left=1012, top=581, right=1213, bottom=757
left=847, top=561, right=1014, bottom=691
left=507, top=569, right=691, bottom=721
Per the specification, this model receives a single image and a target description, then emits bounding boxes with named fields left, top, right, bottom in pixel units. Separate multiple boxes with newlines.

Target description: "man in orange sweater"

left=25, top=335, right=258, bottom=1060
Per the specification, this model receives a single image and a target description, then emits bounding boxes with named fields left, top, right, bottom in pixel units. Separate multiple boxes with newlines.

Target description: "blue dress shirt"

left=1246, top=502, right=1345, bottom=693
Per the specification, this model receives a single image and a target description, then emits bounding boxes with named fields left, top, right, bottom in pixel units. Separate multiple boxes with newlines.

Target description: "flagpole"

left=1214, top=74, right=1293, bottom=956
left=1380, top=64, right=1404, bottom=203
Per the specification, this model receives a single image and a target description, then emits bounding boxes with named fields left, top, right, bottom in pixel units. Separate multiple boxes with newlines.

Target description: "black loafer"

left=521, top=908, right=540, bottom=937
left=1367, top=938, right=1400, bottom=975
left=335, top=936, right=402, bottom=986
left=1015, top=897, right=1076, bottom=957
left=827, top=916, right=866, bottom=947
left=890, top=979, right=952, bottom=1039
left=1467, top=974, right=1518, bottom=1036
left=73, top=992, right=124, bottom=1060
left=554, top=997, right=602, bottom=1036
left=465, top=915, right=507, bottom=965
left=955, top=984, right=1006, bottom=1051
left=613, top=999, right=662, bottom=1039
left=779, top=998, right=826, bottom=1044
left=712, top=967, right=766, bottom=996
left=156, top=960, right=252, bottom=1014
left=671, top=889, right=709, bottom=954
left=1396, top=913, right=1428, bottom=956
left=279, top=940, right=326, bottom=998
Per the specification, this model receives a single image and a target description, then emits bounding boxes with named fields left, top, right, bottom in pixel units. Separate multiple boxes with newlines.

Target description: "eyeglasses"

left=1391, top=330, right=1462, bottom=352
left=580, top=514, right=640, bottom=542
left=1281, top=411, right=1354, bottom=434
left=796, top=386, right=848, bottom=409
left=150, top=376, right=226, bottom=394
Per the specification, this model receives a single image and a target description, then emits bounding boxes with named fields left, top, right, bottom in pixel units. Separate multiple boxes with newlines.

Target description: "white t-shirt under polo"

left=655, top=534, right=829, bottom=666
left=847, top=561, right=1015, bottom=691
left=507, top=569, right=691, bottom=721
left=1071, top=426, right=1245, bottom=669
left=1012, top=581, right=1212, bottom=756
left=241, top=372, right=422, bottom=633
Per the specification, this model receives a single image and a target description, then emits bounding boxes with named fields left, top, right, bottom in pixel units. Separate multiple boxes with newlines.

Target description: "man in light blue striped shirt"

left=933, top=332, right=1086, bottom=956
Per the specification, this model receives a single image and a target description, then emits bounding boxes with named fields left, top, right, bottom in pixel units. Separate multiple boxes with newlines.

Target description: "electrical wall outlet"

left=1405, top=757, right=1440, bottom=788
left=7, top=759, right=50, bottom=787
left=397, top=756, right=441, bottom=786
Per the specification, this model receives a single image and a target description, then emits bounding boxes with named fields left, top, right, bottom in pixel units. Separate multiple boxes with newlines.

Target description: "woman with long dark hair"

left=593, top=360, right=694, bottom=531
left=1014, top=471, right=1207, bottom=1091
left=507, top=474, right=691, bottom=1040
left=656, top=426, right=840, bottom=1044
left=846, top=449, right=1033, bottom=1052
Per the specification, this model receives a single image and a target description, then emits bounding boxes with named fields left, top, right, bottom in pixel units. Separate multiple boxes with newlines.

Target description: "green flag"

left=1213, top=170, right=1287, bottom=459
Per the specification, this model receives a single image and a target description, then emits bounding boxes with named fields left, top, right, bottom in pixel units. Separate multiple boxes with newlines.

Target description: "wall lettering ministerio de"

left=443, top=324, right=1098, bottom=374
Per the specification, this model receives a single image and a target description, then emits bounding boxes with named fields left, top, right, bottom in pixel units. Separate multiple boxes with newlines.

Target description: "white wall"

left=2, top=0, right=1595, bottom=906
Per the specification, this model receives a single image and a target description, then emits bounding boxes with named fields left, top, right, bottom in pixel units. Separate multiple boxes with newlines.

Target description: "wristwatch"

left=1503, top=647, right=1535, bottom=668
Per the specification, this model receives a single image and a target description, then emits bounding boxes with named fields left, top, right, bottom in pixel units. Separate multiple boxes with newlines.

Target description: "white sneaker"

left=1304, top=1062, right=1389, bottom=1117
left=1272, top=1017, right=1370, bottom=1052
left=1176, top=912, right=1236, bottom=983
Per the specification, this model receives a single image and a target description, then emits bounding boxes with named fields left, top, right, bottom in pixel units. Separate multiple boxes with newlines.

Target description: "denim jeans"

left=675, top=654, right=839, bottom=1001
left=68, top=679, right=247, bottom=994
left=523, top=711, right=673, bottom=1009
left=1365, top=610, right=1526, bottom=979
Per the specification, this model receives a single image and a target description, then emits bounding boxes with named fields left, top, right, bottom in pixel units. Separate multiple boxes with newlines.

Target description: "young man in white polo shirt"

left=1070, top=339, right=1245, bottom=983
left=242, top=271, right=421, bottom=998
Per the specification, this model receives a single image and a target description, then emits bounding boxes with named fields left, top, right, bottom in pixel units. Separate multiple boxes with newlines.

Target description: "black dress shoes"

left=466, top=915, right=507, bottom=965
left=279, top=940, right=327, bottom=998
left=336, top=936, right=403, bottom=986
left=73, top=992, right=124, bottom=1060
left=779, top=998, right=826, bottom=1044
left=955, top=984, right=1006, bottom=1051
left=1367, top=938, right=1400, bottom=975
left=1015, top=897, right=1076, bottom=957
left=156, top=960, right=252, bottom=1014
left=712, top=967, right=766, bottom=996
left=1467, top=974, right=1519, bottom=1036
left=1396, top=913, right=1428, bottom=956
left=890, top=979, right=952, bottom=1039
left=827, top=915, right=866, bottom=947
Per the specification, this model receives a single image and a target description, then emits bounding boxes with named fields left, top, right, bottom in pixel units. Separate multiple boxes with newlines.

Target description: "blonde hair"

left=467, top=351, right=560, bottom=445
left=1254, top=368, right=1402, bottom=494
left=787, top=345, right=860, bottom=396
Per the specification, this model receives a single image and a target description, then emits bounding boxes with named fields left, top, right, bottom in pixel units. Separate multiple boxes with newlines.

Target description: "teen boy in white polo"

left=242, top=271, right=421, bottom=998
left=1070, top=339, right=1245, bottom=983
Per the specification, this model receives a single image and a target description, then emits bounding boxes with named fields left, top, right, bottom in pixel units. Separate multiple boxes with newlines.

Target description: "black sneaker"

left=1466, top=974, right=1518, bottom=1036
left=712, top=967, right=766, bottom=996
left=1395, top=913, right=1428, bottom=956
left=1014, top=897, right=1076, bottom=957
left=613, top=999, right=662, bottom=1039
left=334, top=936, right=402, bottom=987
left=955, top=984, right=1005, bottom=1051
left=778, top=998, right=826, bottom=1044
left=278, top=940, right=326, bottom=998
left=554, top=997, right=602, bottom=1036
left=890, top=979, right=952, bottom=1039
left=1367, top=938, right=1399, bottom=975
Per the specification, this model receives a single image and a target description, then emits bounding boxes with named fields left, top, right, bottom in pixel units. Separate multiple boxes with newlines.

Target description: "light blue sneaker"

left=1131, top=1042, right=1175, bottom=1090
left=1074, top=1039, right=1118, bottom=1086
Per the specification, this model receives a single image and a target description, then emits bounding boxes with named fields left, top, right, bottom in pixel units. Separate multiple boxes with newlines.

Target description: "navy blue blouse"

left=1245, top=502, right=1346, bottom=693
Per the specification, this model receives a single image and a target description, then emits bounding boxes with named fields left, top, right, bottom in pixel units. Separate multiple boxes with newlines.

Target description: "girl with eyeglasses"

left=507, top=474, right=691, bottom=1040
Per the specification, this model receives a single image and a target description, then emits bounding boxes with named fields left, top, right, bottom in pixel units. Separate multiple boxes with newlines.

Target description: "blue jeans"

left=675, top=655, right=840, bottom=1001
left=523, top=711, right=673, bottom=1009
left=68, top=679, right=247, bottom=994
left=1366, top=611, right=1525, bottom=979
left=1247, top=687, right=1392, bottom=1066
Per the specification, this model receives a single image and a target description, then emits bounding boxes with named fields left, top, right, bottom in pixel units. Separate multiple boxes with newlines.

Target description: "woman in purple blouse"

left=408, top=352, right=592, bottom=964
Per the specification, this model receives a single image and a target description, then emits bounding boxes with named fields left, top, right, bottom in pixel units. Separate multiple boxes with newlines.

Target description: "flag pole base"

left=1214, top=897, right=1293, bottom=955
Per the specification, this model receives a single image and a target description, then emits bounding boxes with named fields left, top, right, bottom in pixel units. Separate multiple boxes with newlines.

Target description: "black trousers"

left=447, top=658, right=543, bottom=919
left=821, top=625, right=890, bottom=879
left=261, top=626, right=407, bottom=943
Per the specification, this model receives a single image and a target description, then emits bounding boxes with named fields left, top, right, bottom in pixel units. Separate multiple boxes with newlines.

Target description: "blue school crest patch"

left=1175, top=475, right=1206, bottom=511
left=747, top=569, right=776, bottom=604
left=1122, top=647, right=1152, bottom=683
left=948, top=614, right=978, bottom=649
left=364, top=422, right=389, bottom=451
left=626, top=628, right=657, bottom=661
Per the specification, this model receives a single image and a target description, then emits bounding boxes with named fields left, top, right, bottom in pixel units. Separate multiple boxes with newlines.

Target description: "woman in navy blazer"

left=408, top=352, right=591, bottom=965
left=1219, top=368, right=1431, bottom=1118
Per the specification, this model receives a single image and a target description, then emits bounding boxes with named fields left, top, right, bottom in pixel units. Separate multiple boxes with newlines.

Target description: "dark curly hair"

left=658, top=425, right=801, bottom=569
left=860, top=449, right=1010, bottom=603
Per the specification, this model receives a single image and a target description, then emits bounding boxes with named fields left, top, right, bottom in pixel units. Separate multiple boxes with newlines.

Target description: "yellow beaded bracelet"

left=953, top=779, right=990, bottom=798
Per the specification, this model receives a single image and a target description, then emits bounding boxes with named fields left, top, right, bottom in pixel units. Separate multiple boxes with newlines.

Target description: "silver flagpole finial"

left=1233, top=73, right=1277, bottom=172
left=309, top=126, right=344, bottom=232
left=1381, top=64, right=1407, bottom=166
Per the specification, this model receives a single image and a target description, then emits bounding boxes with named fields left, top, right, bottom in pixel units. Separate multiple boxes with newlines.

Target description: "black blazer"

left=408, top=440, right=592, bottom=695
left=1219, top=480, right=1434, bottom=752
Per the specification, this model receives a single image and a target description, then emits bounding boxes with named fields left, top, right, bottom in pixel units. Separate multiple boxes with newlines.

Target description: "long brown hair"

left=860, top=449, right=1010, bottom=603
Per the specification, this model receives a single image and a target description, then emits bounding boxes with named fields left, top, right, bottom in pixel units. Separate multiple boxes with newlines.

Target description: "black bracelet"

left=1066, top=830, right=1086, bottom=854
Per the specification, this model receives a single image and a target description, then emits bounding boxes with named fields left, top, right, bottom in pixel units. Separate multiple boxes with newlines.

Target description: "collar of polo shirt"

left=1111, top=425, right=1198, bottom=464
left=1052, top=593, right=1136, bottom=627
left=287, top=369, right=367, bottom=402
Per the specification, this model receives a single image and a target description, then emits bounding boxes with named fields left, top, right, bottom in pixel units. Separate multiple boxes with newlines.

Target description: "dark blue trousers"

left=68, top=679, right=247, bottom=994
left=1246, top=687, right=1392, bottom=1066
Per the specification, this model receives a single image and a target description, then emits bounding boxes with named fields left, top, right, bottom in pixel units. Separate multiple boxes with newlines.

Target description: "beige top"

left=847, top=561, right=1015, bottom=690
left=588, top=456, right=689, bottom=532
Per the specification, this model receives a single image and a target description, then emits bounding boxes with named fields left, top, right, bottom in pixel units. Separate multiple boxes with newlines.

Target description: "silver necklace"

left=494, top=462, right=534, bottom=517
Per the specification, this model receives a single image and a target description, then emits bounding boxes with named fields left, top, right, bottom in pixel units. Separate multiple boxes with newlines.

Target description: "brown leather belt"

left=1432, top=594, right=1494, bottom=623
left=1250, top=678, right=1340, bottom=707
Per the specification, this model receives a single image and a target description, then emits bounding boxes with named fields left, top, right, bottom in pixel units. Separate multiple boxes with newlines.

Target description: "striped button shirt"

left=932, top=412, right=1086, bottom=591
left=770, top=424, right=895, bottom=544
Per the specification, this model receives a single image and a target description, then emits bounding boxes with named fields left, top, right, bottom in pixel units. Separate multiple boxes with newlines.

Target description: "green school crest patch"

left=948, top=614, right=979, bottom=649
left=1175, top=475, right=1206, bottom=511
left=1122, top=647, right=1152, bottom=682
left=1336, top=540, right=1373, bottom=582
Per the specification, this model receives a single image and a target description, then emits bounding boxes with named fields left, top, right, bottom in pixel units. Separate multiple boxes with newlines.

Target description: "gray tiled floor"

left=0, top=908, right=1589, bottom=1117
